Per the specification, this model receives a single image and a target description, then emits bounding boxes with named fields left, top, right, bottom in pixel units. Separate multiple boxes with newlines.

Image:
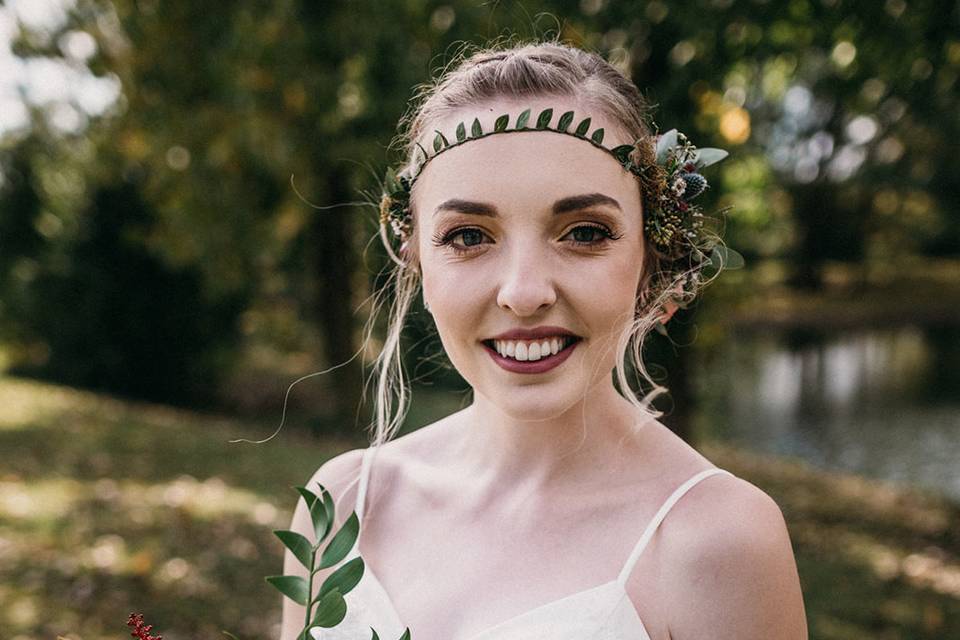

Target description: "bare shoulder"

left=661, top=473, right=808, bottom=640
left=288, top=447, right=367, bottom=548
left=279, top=447, right=367, bottom=640
left=306, top=447, right=367, bottom=502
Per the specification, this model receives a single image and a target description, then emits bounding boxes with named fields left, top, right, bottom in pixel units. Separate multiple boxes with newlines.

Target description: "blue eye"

left=457, top=229, right=485, bottom=247
left=563, top=224, right=621, bottom=246
left=431, top=227, right=491, bottom=255
left=431, top=223, right=621, bottom=256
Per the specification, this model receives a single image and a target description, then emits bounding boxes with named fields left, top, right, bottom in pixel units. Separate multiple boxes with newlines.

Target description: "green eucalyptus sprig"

left=266, top=483, right=411, bottom=640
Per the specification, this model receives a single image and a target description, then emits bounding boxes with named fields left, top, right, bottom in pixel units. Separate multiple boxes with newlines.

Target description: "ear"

left=658, top=298, right=679, bottom=325
left=657, top=280, right=686, bottom=325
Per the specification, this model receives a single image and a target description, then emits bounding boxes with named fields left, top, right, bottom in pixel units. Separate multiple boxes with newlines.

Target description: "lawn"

left=1, top=374, right=958, bottom=639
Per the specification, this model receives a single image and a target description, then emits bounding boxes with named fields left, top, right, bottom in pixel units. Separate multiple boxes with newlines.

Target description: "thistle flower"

left=679, top=172, right=707, bottom=200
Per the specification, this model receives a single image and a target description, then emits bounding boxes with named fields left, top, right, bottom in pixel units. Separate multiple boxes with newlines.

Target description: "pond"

left=696, top=324, right=960, bottom=501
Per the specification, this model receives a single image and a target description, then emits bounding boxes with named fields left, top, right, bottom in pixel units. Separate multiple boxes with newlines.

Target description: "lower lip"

left=482, top=339, right=581, bottom=374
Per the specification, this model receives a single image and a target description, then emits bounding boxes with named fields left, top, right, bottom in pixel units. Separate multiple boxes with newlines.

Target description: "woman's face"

left=411, top=98, right=646, bottom=420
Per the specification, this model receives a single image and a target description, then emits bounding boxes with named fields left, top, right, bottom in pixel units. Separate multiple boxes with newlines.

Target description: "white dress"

left=312, top=446, right=735, bottom=639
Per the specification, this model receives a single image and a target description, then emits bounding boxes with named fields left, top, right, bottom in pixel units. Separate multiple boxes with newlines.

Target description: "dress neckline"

left=352, top=555, right=648, bottom=640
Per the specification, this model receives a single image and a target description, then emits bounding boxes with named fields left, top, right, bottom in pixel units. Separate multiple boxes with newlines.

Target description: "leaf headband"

left=379, top=107, right=740, bottom=271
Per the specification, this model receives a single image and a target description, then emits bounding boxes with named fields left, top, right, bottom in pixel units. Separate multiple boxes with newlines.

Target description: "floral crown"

left=379, top=107, right=740, bottom=272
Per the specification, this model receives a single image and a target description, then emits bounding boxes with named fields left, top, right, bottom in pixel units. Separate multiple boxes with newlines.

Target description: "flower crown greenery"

left=378, top=107, right=744, bottom=275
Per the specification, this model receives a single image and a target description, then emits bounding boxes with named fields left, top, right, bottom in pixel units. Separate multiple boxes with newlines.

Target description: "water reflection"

left=697, top=325, right=960, bottom=501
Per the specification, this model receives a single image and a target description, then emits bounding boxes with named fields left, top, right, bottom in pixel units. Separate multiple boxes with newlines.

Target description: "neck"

left=449, top=380, right=652, bottom=508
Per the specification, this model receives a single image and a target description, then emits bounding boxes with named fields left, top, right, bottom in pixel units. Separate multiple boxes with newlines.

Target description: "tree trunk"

left=308, top=163, right=364, bottom=437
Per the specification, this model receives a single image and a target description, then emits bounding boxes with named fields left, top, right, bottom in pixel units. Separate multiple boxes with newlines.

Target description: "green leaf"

left=590, top=127, right=605, bottom=144
left=274, top=530, right=314, bottom=571
left=494, top=114, right=509, bottom=132
left=557, top=110, right=574, bottom=132
left=433, top=132, right=443, bottom=152
left=535, top=107, right=553, bottom=129
left=370, top=630, right=380, bottom=640
left=383, top=166, right=397, bottom=189
left=471, top=117, right=483, bottom=137
left=296, top=486, right=328, bottom=544
left=311, top=589, right=348, bottom=627
left=398, top=629, right=411, bottom=640
left=515, top=108, right=531, bottom=129
left=694, top=147, right=729, bottom=168
left=655, top=129, right=678, bottom=163
left=316, top=482, right=336, bottom=540
left=319, top=511, right=360, bottom=569
left=574, top=117, right=591, bottom=136
left=610, top=144, right=634, bottom=163
left=296, top=485, right=318, bottom=507
left=265, top=575, right=308, bottom=606
left=455, top=121, right=466, bottom=142
left=711, top=245, right=745, bottom=270
left=413, top=142, right=428, bottom=167
left=317, top=556, right=365, bottom=600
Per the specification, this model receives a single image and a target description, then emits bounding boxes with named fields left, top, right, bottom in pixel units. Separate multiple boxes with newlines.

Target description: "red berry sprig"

left=127, top=613, right=163, bottom=640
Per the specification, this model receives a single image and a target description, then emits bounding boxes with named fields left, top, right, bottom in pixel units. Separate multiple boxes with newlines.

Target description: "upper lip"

left=486, top=325, right=581, bottom=341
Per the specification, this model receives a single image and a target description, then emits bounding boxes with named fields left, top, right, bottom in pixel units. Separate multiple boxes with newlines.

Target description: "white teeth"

left=528, top=342, right=541, bottom=360
left=491, top=336, right=574, bottom=362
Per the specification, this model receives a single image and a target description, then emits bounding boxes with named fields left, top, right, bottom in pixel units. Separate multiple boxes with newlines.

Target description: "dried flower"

left=127, top=613, right=163, bottom=640
left=671, top=176, right=687, bottom=197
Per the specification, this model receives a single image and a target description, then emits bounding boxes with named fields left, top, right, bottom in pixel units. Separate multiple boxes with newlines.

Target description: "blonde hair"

left=361, top=37, right=728, bottom=447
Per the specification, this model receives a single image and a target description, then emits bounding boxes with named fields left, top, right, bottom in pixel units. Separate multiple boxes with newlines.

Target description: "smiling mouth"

left=482, top=336, right=582, bottom=362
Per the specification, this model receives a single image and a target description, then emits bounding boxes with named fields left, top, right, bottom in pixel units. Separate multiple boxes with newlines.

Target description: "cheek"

left=570, top=253, right=643, bottom=330
left=421, top=262, right=487, bottom=336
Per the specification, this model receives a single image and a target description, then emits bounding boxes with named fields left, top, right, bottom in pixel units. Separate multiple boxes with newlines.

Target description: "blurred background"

left=1, top=0, right=958, bottom=638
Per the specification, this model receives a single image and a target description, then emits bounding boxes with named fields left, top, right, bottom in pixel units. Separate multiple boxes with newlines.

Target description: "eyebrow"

left=433, top=192, right=622, bottom=218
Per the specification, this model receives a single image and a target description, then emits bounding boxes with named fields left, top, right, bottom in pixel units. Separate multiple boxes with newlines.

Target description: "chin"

left=477, top=381, right=588, bottom=421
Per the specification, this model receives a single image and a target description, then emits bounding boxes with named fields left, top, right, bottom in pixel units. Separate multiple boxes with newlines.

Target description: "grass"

left=0, top=374, right=356, bottom=640
left=1, top=374, right=958, bottom=639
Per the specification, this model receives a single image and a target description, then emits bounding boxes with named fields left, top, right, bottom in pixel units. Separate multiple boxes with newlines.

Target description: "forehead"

left=412, top=98, right=640, bottom=214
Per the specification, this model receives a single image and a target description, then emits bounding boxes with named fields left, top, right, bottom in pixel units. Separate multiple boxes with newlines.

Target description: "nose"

left=495, top=241, right=558, bottom=316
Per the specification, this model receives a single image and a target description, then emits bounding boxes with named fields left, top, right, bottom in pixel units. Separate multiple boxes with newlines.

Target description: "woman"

left=280, top=40, right=807, bottom=640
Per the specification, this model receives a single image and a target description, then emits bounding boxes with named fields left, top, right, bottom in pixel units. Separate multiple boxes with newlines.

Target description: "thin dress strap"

left=616, top=467, right=734, bottom=586
left=354, top=446, right=378, bottom=524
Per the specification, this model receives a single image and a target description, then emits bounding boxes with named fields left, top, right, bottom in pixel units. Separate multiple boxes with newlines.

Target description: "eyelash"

left=431, top=223, right=623, bottom=255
